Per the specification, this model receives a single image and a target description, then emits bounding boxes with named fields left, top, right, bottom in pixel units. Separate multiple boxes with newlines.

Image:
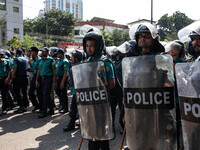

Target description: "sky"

left=23, top=0, right=200, bottom=25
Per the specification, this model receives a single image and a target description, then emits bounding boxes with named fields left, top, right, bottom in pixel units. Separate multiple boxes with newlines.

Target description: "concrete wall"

left=0, top=0, right=23, bottom=45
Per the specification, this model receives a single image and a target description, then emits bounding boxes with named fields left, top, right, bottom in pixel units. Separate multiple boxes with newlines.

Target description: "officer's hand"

left=53, top=81, right=57, bottom=89
left=60, top=81, right=64, bottom=89
left=8, top=80, right=12, bottom=85
left=28, top=59, right=32, bottom=65
left=4, top=78, right=9, bottom=85
left=123, top=116, right=126, bottom=125
left=36, top=80, right=40, bottom=88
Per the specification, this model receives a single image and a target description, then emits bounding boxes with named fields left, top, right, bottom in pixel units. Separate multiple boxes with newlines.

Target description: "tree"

left=101, top=30, right=114, bottom=46
left=23, top=9, right=76, bottom=43
left=21, top=34, right=43, bottom=51
left=111, top=29, right=130, bottom=46
left=6, top=35, right=22, bottom=49
left=157, top=11, right=194, bottom=41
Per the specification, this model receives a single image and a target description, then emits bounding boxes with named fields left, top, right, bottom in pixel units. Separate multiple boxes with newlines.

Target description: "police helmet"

left=127, top=40, right=139, bottom=56
left=72, top=50, right=84, bottom=61
left=5, top=50, right=11, bottom=57
left=174, top=40, right=185, bottom=57
left=16, top=49, right=23, bottom=55
left=189, top=31, right=200, bottom=39
left=0, top=49, right=4, bottom=55
left=83, top=30, right=105, bottom=57
left=56, top=48, right=64, bottom=55
left=135, top=24, right=159, bottom=41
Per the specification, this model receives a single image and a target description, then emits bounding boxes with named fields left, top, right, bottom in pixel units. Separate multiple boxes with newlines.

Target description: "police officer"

left=0, top=49, right=11, bottom=115
left=10, top=49, right=29, bottom=113
left=36, top=47, right=57, bottom=118
left=83, top=30, right=116, bottom=150
left=123, top=23, right=175, bottom=150
left=28, top=47, right=43, bottom=112
left=167, top=40, right=185, bottom=149
left=55, top=48, right=69, bottom=113
left=187, top=30, right=200, bottom=61
left=63, top=50, right=84, bottom=132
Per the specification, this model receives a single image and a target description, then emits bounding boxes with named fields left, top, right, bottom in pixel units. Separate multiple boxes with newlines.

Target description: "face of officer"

left=71, top=55, right=79, bottom=63
left=31, top=51, right=38, bottom=59
left=192, top=36, right=200, bottom=53
left=57, top=53, right=63, bottom=59
left=86, top=40, right=96, bottom=57
left=42, top=51, right=49, bottom=57
left=168, top=47, right=180, bottom=59
left=138, top=33, right=154, bottom=52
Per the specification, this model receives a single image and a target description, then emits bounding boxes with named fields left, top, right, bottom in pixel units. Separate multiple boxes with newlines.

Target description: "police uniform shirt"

left=0, top=58, right=11, bottom=77
left=32, top=56, right=41, bottom=75
left=56, top=57, right=69, bottom=76
left=173, top=56, right=183, bottom=64
left=13, top=55, right=25, bottom=67
left=88, top=54, right=115, bottom=79
left=38, top=56, right=56, bottom=76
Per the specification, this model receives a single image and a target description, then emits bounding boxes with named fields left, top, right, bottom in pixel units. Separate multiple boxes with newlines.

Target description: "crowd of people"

left=0, top=21, right=200, bottom=150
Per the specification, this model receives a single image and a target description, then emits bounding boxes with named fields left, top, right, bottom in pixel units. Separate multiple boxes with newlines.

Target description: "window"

left=74, top=30, right=80, bottom=35
left=13, top=7, right=19, bottom=12
left=13, top=0, right=19, bottom=2
left=0, top=0, right=6, bottom=11
left=14, top=28, right=19, bottom=34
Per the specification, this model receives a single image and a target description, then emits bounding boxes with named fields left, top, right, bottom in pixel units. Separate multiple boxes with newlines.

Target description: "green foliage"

left=6, top=35, right=44, bottom=51
left=101, top=30, right=114, bottom=46
left=6, top=35, right=22, bottom=49
left=21, top=34, right=43, bottom=51
left=24, top=9, right=76, bottom=38
left=111, top=29, right=130, bottom=46
left=157, top=11, right=194, bottom=41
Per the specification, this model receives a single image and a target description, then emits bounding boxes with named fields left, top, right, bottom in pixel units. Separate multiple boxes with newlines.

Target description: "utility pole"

left=151, top=0, right=153, bottom=24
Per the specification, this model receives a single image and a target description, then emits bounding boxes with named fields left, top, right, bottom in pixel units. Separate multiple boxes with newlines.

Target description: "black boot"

left=63, top=119, right=75, bottom=132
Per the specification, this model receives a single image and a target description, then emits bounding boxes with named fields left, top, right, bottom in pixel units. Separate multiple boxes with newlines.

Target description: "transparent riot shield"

left=122, top=54, right=176, bottom=150
left=175, top=61, right=200, bottom=150
left=72, top=60, right=115, bottom=141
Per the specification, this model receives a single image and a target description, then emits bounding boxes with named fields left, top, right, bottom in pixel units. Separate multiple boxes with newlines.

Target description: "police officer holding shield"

left=123, top=23, right=176, bottom=150
left=72, top=29, right=116, bottom=150
left=175, top=21, right=200, bottom=149
left=55, top=48, right=69, bottom=113
left=36, top=47, right=57, bottom=118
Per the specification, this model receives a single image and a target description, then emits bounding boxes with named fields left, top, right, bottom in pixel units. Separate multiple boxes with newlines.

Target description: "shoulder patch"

left=106, top=66, right=109, bottom=72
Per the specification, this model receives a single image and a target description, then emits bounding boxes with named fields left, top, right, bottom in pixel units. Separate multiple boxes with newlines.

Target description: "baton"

left=77, top=138, right=83, bottom=150
left=119, top=126, right=126, bottom=150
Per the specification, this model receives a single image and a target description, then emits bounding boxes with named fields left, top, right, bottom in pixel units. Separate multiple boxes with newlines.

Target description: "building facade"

left=0, top=0, right=23, bottom=46
left=44, top=0, right=83, bottom=20
left=74, top=17, right=129, bottom=44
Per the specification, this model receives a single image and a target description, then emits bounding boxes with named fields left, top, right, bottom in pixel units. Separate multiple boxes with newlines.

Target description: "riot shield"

left=175, top=62, right=200, bottom=150
left=122, top=54, right=176, bottom=150
left=72, top=60, right=115, bottom=141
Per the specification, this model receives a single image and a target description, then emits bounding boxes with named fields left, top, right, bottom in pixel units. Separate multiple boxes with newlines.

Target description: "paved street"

left=0, top=94, right=126, bottom=150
